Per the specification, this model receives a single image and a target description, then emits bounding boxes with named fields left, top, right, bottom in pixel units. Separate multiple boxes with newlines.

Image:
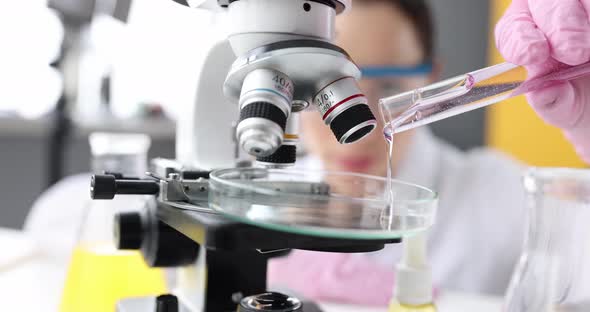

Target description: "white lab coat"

left=292, top=128, right=527, bottom=296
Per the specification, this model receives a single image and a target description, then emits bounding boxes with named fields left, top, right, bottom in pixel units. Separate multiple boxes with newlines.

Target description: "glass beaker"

left=89, top=132, right=151, bottom=177
left=504, top=168, right=590, bottom=312
left=60, top=132, right=167, bottom=312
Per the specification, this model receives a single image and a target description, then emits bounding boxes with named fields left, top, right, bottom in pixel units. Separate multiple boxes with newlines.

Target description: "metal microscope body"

left=94, top=1, right=388, bottom=311
left=177, top=0, right=376, bottom=171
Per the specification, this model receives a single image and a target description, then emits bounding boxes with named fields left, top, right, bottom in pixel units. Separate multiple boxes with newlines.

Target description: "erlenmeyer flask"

left=504, top=168, right=590, bottom=312
left=60, top=133, right=167, bottom=312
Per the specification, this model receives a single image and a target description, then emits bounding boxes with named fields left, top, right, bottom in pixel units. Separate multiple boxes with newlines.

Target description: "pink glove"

left=495, top=0, right=590, bottom=163
left=267, top=250, right=395, bottom=306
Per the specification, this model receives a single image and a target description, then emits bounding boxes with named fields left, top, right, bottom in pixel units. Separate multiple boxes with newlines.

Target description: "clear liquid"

left=385, top=134, right=395, bottom=231
left=384, top=125, right=406, bottom=231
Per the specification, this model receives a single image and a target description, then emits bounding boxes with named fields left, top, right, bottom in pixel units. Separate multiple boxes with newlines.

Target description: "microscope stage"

left=157, top=202, right=400, bottom=253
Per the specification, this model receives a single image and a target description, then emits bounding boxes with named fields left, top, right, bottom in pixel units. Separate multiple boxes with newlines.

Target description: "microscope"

left=90, top=0, right=402, bottom=311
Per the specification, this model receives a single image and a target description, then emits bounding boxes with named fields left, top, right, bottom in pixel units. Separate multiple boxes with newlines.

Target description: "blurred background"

left=0, top=0, right=584, bottom=229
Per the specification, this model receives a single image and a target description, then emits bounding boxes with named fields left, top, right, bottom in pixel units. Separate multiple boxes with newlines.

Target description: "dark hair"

left=357, top=0, right=435, bottom=61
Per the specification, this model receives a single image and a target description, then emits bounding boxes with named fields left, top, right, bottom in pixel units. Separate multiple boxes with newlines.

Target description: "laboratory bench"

left=0, top=228, right=503, bottom=312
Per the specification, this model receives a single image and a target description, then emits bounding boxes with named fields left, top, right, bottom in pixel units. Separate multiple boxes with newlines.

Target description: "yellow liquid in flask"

left=389, top=301, right=437, bottom=312
left=60, top=244, right=167, bottom=312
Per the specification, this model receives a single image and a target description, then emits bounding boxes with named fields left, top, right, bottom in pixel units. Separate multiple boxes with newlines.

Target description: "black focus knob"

left=91, top=174, right=117, bottom=199
left=156, top=294, right=179, bottom=312
left=143, top=221, right=200, bottom=267
left=114, top=211, right=199, bottom=266
left=115, top=212, right=144, bottom=250
left=239, top=292, right=302, bottom=312
left=90, top=174, right=160, bottom=200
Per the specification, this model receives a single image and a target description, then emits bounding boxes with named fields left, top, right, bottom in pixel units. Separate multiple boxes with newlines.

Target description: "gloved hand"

left=495, top=0, right=590, bottom=163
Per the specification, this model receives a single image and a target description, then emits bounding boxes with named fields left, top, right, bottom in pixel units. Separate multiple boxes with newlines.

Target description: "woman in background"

left=270, top=0, right=590, bottom=305
left=269, top=0, right=526, bottom=305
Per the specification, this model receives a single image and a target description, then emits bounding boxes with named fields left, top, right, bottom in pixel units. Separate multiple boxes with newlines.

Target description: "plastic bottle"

left=60, top=133, right=167, bottom=312
left=389, top=232, right=436, bottom=312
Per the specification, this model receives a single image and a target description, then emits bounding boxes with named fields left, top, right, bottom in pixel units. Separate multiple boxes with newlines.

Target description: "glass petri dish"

left=208, top=168, right=438, bottom=240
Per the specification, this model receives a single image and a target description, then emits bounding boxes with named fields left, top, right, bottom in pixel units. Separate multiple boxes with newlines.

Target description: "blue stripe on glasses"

left=360, top=63, right=433, bottom=78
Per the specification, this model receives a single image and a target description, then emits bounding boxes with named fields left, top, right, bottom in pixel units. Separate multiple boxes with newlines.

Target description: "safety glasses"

left=360, top=63, right=433, bottom=78
left=359, top=63, right=433, bottom=111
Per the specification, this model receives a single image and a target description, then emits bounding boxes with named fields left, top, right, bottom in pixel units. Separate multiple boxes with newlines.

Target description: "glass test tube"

left=379, top=61, right=590, bottom=139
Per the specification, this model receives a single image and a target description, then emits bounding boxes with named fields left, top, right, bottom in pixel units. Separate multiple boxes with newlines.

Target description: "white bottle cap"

left=393, top=231, right=433, bottom=306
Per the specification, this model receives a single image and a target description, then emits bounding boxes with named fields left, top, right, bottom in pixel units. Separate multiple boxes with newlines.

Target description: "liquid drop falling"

left=384, top=124, right=395, bottom=231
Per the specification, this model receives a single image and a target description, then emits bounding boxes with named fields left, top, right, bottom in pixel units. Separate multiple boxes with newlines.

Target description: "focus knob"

left=156, top=294, right=179, bottom=312
left=239, top=292, right=302, bottom=312
left=91, top=174, right=117, bottom=199
left=115, top=212, right=144, bottom=250
left=113, top=207, right=199, bottom=267
left=90, top=174, right=160, bottom=200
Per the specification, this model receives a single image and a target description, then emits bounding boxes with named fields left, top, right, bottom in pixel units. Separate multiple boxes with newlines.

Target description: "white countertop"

left=0, top=228, right=503, bottom=311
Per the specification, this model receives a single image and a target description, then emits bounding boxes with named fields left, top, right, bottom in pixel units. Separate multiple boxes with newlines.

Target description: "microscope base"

left=116, top=296, right=325, bottom=312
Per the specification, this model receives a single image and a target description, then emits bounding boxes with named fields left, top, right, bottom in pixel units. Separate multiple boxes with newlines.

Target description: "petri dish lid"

left=208, top=168, right=438, bottom=240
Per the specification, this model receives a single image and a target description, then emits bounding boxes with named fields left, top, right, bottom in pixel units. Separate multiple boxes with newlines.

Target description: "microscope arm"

left=176, top=38, right=238, bottom=170
left=171, top=0, right=376, bottom=170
